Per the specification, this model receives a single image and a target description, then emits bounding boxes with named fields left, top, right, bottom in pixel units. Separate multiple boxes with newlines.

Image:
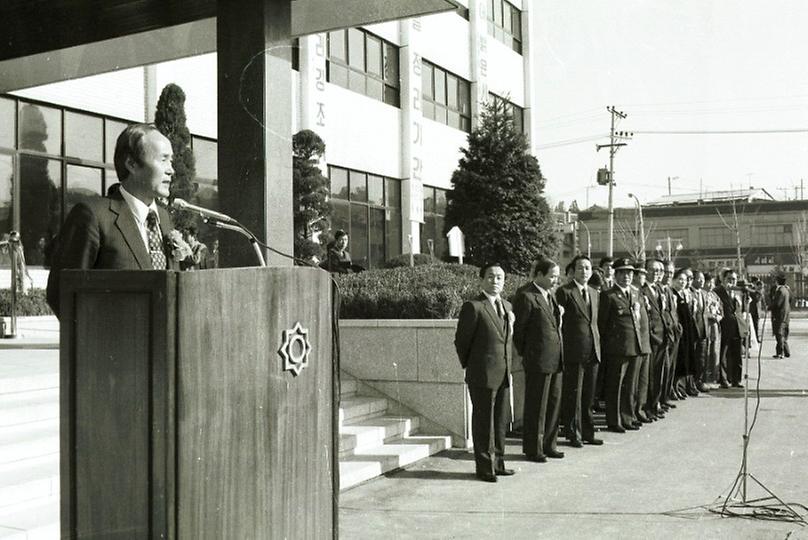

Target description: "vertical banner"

left=469, top=0, right=489, bottom=128
left=300, top=33, right=328, bottom=136
left=401, top=18, right=425, bottom=252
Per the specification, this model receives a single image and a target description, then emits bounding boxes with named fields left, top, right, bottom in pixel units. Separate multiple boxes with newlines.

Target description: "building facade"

left=1, top=0, right=536, bottom=279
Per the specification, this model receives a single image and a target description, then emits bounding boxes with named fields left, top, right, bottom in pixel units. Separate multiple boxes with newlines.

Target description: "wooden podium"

left=58, top=267, right=337, bottom=539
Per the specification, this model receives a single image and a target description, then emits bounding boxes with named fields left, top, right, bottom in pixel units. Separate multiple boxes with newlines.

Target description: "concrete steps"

left=337, top=376, right=451, bottom=491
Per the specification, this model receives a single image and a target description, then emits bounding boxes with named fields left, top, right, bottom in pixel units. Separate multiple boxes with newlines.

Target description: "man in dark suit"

left=714, top=269, right=746, bottom=388
left=454, top=263, right=515, bottom=482
left=629, top=263, right=653, bottom=424
left=514, top=257, right=564, bottom=462
left=555, top=255, right=603, bottom=447
left=690, top=271, right=711, bottom=392
left=770, top=274, right=791, bottom=358
left=598, top=258, right=644, bottom=433
left=47, top=124, right=180, bottom=316
left=640, top=258, right=668, bottom=420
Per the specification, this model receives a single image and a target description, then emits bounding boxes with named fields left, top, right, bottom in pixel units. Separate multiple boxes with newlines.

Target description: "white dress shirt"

left=119, top=186, right=162, bottom=251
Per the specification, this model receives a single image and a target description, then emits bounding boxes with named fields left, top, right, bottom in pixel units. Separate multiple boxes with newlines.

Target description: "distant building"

left=576, top=188, right=808, bottom=304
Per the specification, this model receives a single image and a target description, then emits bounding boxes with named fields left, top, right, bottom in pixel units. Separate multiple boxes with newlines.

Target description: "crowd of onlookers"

left=455, top=255, right=793, bottom=482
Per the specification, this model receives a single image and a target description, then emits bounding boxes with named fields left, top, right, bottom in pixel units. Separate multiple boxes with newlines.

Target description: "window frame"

left=326, top=28, right=400, bottom=108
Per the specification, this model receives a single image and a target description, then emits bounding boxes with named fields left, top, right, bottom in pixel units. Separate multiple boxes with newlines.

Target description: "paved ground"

left=340, top=321, right=808, bottom=539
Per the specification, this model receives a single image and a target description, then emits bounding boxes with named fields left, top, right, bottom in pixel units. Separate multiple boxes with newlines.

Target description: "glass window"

left=330, top=167, right=349, bottom=199
left=366, top=35, right=382, bottom=77
left=447, top=74, right=459, bottom=109
left=422, top=61, right=471, bottom=132
left=348, top=28, right=365, bottom=69
left=369, top=208, right=385, bottom=269
left=423, top=187, right=435, bottom=214
left=435, top=188, right=447, bottom=215
left=367, top=174, right=384, bottom=206
left=65, top=112, right=103, bottom=162
left=105, top=119, right=128, bottom=165
left=19, top=103, right=62, bottom=156
left=383, top=43, right=399, bottom=86
left=434, top=69, right=446, bottom=105
left=329, top=63, right=349, bottom=88
left=422, top=62, right=434, bottom=99
left=386, top=208, right=401, bottom=259
left=349, top=170, right=367, bottom=202
left=331, top=201, right=350, bottom=234
left=0, top=154, right=13, bottom=258
left=65, top=165, right=103, bottom=216
left=350, top=203, right=368, bottom=267
left=193, top=138, right=218, bottom=180
left=487, top=0, right=523, bottom=54
left=328, top=30, right=346, bottom=62
left=366, top=78, right=383, bottom=101
left=0, top=97, right=15, bottom=149
left=385, top=178, right=401, bottom=208
left=348, top=70, right=365, bottom=94
left=20, top=156, right=61, bottom=266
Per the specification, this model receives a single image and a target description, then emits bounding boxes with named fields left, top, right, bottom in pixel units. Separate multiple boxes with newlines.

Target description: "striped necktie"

left=146, top=211, right=167, bottom=270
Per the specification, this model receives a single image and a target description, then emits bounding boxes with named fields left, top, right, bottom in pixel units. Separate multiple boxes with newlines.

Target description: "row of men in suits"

left=454, top=256, right=752, bottom=482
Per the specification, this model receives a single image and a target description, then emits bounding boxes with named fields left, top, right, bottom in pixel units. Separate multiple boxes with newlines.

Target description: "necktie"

left=495, top=298, right=503, bottom=317
left=146, top=211, right=167, bottom=270
left=582, top=286, right=589, bottom=306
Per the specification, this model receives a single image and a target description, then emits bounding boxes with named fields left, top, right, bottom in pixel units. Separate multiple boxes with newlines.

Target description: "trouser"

left=774, top=321, right=790, bottom=357
left=621, top=354, right=644, bottom=426
left=633, top=353, right=650, bottom=419
left=665, top=336, right=680, bottom=401
left=646, top=342, right=667, bottom=413
left=692, top=337, right=708, bottom=385
left=705, top=328, right=721, bottom=384
left=523, top=371, right=562, bottom=457
left=605, top=355, right=631, bottom=428
left=561, top=359, right=599, bottom=442
left=719, top=336, right=743, bottom=385
left=469, top=377, right=510, bottom=475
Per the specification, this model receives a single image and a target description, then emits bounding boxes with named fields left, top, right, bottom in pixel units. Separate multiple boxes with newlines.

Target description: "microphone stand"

left=203, top=218, right=266, bottom=267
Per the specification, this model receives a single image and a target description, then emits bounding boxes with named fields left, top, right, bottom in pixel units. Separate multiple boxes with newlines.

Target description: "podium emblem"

left=279, top=322, right=312, bottom=376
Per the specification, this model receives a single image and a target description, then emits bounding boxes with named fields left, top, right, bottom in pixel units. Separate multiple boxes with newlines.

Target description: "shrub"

left=0, top=288, right=53, bottom=316
left=334, top=264, right=526, bottom=319
left=382, top=253, right=440, bottom=268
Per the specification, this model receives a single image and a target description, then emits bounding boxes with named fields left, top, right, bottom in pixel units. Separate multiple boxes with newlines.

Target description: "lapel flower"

left=164, top=230, right=193, bottom=263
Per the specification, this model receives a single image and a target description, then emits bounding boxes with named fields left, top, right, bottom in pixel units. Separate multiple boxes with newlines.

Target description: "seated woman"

left=325, top=230, right=353, bottom=273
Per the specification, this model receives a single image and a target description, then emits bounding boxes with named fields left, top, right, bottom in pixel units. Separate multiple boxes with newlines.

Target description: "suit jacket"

left=689, top=288, right=709, bottom=340
left=555, top=280, right=600, bottom=364
left=770, top=285, right=791, bottom=324
left=454, top=293, right=513, bottom=389
left=598, top=285, right=644, bottom=358
left=640, top=283, right=665, bottom=348
left=513, top=282, right=563, bottom=374
left=663, top=285, right=682, bottom=342
left=633, top=285, right=652, bottom=355
left=715, top=285, right=746, bottom=340
left=46, top=191, right=177, bottom=314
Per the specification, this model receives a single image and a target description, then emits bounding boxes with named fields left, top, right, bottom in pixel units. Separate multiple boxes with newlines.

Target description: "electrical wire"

left=535, top=133, right=609, bottom=150
left=632, top=129, right=808, bottom=135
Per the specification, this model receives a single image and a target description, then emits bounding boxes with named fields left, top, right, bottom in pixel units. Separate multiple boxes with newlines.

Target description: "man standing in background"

left=770, top=274, right=791, bottom=359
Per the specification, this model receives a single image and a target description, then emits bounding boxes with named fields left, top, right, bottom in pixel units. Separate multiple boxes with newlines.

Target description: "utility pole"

left=667, top=175, right=679, bottom=196
left=597, top=106, right=630, bottom=258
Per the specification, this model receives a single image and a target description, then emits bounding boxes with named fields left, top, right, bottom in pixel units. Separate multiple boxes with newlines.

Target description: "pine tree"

left=154, top=83, right=197, bottom=229
left=444, top=99, right=558, bottom=274
left=292, top=129, right=331, bottom=262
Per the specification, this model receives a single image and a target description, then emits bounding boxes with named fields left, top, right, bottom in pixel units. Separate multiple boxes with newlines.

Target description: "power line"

left=632, top=128, right=808, bottom=135
left=535, top=133, right=608, bottom=150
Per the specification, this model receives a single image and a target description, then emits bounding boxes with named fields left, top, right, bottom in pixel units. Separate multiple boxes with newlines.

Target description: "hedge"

left=334, top=263, right=526, bottom=319
left=0, top=288, right=53, bottom=316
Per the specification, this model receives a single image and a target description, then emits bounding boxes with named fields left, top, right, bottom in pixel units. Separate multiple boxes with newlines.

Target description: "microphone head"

left=171, top=198, right=189, bottom=209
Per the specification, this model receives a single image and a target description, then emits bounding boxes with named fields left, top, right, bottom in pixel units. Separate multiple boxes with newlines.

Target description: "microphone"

left=171, top=198, right=236, bottom=224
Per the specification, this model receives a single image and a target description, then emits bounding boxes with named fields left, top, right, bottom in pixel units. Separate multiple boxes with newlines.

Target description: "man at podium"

left=46, top=123, right=185, bottom=316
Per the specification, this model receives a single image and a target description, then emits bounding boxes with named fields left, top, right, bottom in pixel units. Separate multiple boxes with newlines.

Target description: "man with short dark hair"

left=640, top=258, right=668, bottom=420
left=597, top=257, right=615, bottom=289
left=691, top=271, right=711, bottom=392
left=714, top=269, right=745, bottom=388
left=555, top=255, right=603, bottom=446
left=47, top=123, right=182, bottom=315
left=770, top=274, right=791, bottom=359
left=515, top=257, right=565, bottom=462
left=454, top=263, right=515, bottom=482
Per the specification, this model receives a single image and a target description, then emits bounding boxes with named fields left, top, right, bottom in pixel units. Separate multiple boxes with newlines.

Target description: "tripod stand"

left=710, top=305, right=808, bottom=525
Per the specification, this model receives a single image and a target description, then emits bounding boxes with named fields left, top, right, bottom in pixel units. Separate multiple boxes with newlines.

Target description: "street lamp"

left=578, top=220, right=592, bottom=258
left=627, top=193, right=645, bottom=262
left=655, top=236, right=684, bottom=263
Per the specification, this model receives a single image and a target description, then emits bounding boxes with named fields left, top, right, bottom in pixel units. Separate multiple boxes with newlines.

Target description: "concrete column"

left=469, top=0, right=489, bottom=130
left=521, top=2, right=538, bottom=154
left=217, top=0, right=293, bottom=267
left=399, top=19, right=425, bottom=254
left=143, top=65, right=158, bottom=122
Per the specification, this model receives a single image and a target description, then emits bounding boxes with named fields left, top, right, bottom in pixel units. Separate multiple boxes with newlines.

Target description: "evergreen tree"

left=444, top=99, right=558, bottom=274
left=292, top=129, right=331, bottom=262
left=154, top=83, right=197, bottom=229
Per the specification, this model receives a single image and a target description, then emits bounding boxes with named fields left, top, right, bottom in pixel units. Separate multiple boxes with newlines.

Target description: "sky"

left=532, top=1, right=808, bottom=210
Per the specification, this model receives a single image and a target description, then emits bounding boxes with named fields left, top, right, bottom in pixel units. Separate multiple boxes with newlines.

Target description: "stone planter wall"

left=339, top=319, right=526, bottom=448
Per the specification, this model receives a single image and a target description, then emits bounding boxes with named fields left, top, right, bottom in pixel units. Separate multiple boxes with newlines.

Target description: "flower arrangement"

left=164, top=230, right=192, bottom=263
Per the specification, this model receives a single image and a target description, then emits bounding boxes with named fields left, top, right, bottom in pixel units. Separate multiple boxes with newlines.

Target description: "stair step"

left=0, top=389, right=59, bottom=427
left=0, top=455, right=59, bottom=509
left=339, top=378, right=358, bottom=398
left=339, top=396, right=388, bottom=425
left=339, top=415, right=419, bottom=457
left=0, top=419, right=59, bottom=465
left=0, top=495, right=59, bottom=540
left=339, top=435, right=451, bottom=490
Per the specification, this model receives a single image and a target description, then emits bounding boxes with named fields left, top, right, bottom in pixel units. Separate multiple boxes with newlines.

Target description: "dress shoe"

left=631, top=421, right=643, bottom=428
left=731, top=382, right=744, bottom=388
left=525, top=454, right=547, bottom=463
left=476, top=472, right=497, bottom=483
left=664, top=402, right=677, bottom=409
left=583, top=437, right=604, bottom=445
left=719, top=382, right=730, bottom=389
left=495, top=468, right=515, bottom=476
left=624, top=424, right=640, bottom=431
left=567, top=439, right=583, bottom=448
left=772, top=354, right=783, bottom=359
left=636, top=412, right=650, bottom=423
left=639, top=415, right=654, bottom=424
left=697, top=383, right=710, bottom=393
left=607, top=425, right=626, bottom=433
left=686, top=388, right=699, bottom=397
left=785, top=352, right=791, bottom=358
left=546, top=449, right=565, bottom=459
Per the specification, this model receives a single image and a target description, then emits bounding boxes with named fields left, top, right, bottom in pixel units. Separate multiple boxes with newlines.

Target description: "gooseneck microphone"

left=171, top=198, right=236, bottom=224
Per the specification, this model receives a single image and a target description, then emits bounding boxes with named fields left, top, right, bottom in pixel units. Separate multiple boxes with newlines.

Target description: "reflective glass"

left=435, top=188, right=447, bottom=215
left=19, top=103, right=62, bottom=156
left=20, top=156, right=61, bottom=266
left=423, top=187, right=435, bottom=214
left=0, top=97, right=15, bottom=149
left=65, top=165, right=103, bottom=216
left=434, top=69, right=446, bottom=105
left=367, top=174, right=384, bottom=206
left=348, top=28, right=365, bottom=69
left=350, top=203, right=368, bottom=267
left=348, top=70, right=365, bottom=94
left=447, top=75, right=459, bottom=109
left=329, top=167, right=349, bottom=199
left=421, top=62, right=433, bottom=98
left=349, top=170, right=367, bottom=202
left=331, top=201, right=350, bottom=234
left=434, top=216, right=447, bottom=259
left=369, top=207, right=385, bottom=268
left=366, top=78, right=383, bottom=101
left=383, top=43, right=399, bottom=86
left=194, top=138, right=218, bottom=180
left=329, top=63, right=349, bottom=88
left=65, top=112, right=103, bottom=161
left=385, top=178, right=401, bottom=208
left=385, top=208, right=401, bottom=259
left=105, top=119, right=128, bottom=164
left=0, top=154, right=13, bottom=263
left=328, top=30, right=346, bottom=62
left=366, top=36, right=382, bottom=76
